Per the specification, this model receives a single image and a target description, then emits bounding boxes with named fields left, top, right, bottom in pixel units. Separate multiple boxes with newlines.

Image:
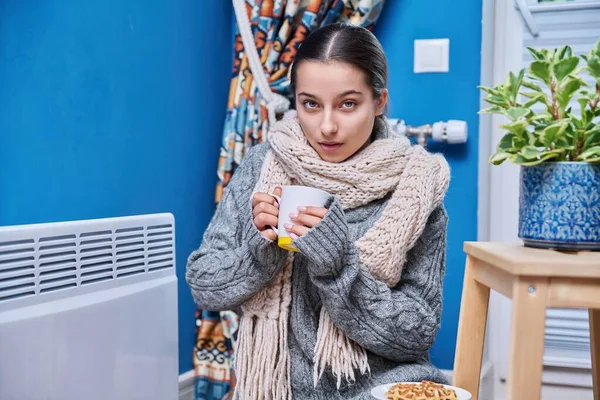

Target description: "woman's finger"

left=297, top=206, right=328, bottom=219
left=254, top=213, right=278, bottom=231
left=252, top=192, right=278, bottom=208
left=289, top=211, right=322, bottom=228
left=252, top=201, right=280, bottom=219
left=284, top=223, right=310, bottom=238
left=261, top=228, right=277, bottom=241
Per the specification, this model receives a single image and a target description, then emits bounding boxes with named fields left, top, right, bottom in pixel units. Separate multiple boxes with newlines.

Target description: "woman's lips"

left=319, top=142, right=342, bottom=152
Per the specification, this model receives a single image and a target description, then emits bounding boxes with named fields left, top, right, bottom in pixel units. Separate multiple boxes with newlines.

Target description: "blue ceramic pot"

left=519, top=162, right=600, bottom=250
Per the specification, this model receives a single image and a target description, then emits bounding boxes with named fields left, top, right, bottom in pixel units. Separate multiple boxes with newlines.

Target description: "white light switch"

left=414, top=38, right=449, bottom=73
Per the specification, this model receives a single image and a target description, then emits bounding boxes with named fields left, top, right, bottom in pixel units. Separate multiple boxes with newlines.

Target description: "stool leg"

left=453, top=256, right=490, bottom=400
left=506, top=277, right=548, bottom=400
left=590, top=309, right=600, bottom=400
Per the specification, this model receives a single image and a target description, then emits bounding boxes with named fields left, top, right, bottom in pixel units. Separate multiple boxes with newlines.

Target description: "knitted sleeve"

left=185, top=144, right=288, bottom=311
left=293, top=199, right=448, bottom=363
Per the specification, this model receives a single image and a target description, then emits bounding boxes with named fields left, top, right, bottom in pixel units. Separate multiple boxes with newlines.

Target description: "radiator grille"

left=0, top=214, right=175, bottom=304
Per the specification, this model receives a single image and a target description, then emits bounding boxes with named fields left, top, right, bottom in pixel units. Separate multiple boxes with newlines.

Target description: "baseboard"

left=179, top=370, right=195, bottom=400
left=542, top=365, right=594, bottom=388
left=179, top=362, right=495, bottom=400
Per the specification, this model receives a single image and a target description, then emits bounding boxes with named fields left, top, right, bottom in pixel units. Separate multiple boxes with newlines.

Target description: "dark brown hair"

left=290, top=23, right=388, bottom=103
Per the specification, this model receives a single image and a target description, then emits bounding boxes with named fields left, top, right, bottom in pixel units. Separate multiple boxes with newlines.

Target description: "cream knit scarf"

left=234, top=111, right=450, bottom=400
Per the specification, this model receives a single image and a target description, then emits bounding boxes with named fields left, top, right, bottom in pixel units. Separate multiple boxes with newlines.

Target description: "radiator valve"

left=387, top=118, right=468, bottom=147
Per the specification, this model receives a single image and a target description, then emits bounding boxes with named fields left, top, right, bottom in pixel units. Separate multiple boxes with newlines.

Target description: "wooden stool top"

left=464, top=242, right=600, bottom=279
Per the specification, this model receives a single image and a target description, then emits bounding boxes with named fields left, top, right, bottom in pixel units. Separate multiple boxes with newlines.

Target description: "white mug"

left=270, top=185, right=331, bottom=252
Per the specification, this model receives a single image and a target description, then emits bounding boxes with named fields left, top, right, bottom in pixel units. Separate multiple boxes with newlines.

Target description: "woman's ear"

left=376, top=88, right=389, bottom=116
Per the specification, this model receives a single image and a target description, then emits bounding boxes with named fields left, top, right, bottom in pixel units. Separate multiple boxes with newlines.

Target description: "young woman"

left=186, top=23, right=450, bottom=400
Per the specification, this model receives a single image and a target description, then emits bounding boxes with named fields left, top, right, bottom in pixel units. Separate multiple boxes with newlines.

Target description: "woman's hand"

left=252, top=187, right=282, bottom=241
left=285, top=206, right=328, bottom=239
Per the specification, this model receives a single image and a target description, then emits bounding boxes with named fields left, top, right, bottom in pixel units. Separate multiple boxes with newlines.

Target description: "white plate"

left=370, top=382, right=472, bottom=400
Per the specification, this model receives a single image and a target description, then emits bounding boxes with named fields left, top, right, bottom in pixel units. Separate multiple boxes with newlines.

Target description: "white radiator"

left=0, top=213, right=179, bottom=400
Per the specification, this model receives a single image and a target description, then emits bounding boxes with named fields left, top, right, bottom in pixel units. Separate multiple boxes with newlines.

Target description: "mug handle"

left=268, top=192, right=282, bottom=235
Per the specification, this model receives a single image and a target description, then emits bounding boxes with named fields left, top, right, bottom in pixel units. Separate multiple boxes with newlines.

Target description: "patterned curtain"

left=193, top=1, right=386, bottom=399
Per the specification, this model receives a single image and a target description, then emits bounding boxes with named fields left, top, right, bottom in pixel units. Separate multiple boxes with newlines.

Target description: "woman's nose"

left=320, top=110, right=338, bottom=136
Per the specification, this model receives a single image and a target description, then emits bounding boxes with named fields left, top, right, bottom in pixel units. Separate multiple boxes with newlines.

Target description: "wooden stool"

left=452, top=242, right=600, bottom=400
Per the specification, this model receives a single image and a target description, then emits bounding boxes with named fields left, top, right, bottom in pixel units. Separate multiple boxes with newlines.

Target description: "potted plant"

left=479, top=39, right=600, bottom=250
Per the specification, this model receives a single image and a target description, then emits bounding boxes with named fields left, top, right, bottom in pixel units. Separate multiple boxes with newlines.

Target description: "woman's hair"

left=290, top=23, right=388, bottom=102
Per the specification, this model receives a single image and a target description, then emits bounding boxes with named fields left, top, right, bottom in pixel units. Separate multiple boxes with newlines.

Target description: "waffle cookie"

left=385, top=380, right=458, bottom=400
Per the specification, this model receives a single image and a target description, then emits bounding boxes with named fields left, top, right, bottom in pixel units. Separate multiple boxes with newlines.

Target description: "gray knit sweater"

left=186, top=143, right=449, bottom=400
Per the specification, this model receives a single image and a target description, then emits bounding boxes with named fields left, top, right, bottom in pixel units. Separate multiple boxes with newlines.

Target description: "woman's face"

left=294, top=61, right=388, bottom=163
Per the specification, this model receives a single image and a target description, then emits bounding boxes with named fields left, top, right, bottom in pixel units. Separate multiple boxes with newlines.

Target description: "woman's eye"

left=303, top=100, right=319, bottom=109
left=341, top=101, right=356, bottom=109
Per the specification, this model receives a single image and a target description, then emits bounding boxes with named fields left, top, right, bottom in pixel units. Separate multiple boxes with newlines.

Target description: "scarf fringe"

left=313, top=308, right=370, bottom=389
left=234, top=315, right=291, bottom=400
left=233, top=316, right=253, bottom=400
left=234, top=256, right=294, bottom=400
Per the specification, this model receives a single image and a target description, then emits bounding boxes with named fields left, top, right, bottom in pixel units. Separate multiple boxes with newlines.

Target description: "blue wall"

left=375, top=1, right=482, bottom=370
left=0, top=0, right=232, bottom=374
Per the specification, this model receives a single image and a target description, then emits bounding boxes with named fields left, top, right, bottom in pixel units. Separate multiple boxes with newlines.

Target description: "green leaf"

left=484, top=95, right=510, bottom=107
left=510, top=154, right=544, bottom=165
left=507, top=107, right=530, bottom=121
left=479, top=106, right=505, bottom=115
left=508, top=69, right=525, bottom=101
left=497, top=133, right=516, bottom=151
left=553, top=57, right=580, bottom=82
left=579, top=94, right=596, bottom=109
left=511, top=149, right=565, bottom=165
left=521, top=91, right=541, bottom=99
left=523, top=94, right=545, bottom=108
left=565, top=106, right=573, bottom=116
left=557, top=45, right=573, bottom=59
left=584, top=133, right=600, bottom=149
left=594, top=39, right=600, bottom=55
left=557, top=76, right=584, bottom=109
left=522, top=80, right=544, bottom=92
left=584, top=110, right=595, bottom=127
left=530, top=61, right=551, bottom=83
left=478, top=86, right=504, bottom=97
left=586, top=109, right=596, bottom=124
left=526, top=130, right=537, bottom=146
left=585, top=123, right=600, bottom=135
left=589, top=39, right=600, bottom=60
left=577, top=146, right=600, bottom=161
left=578, top=98, right=590, bottom=116
left=540, top=120, right=569, bottom=147
left=520, top=145, right=543, bottom=160
left=489, top=151, right=511, bottom=165
left=530, top=112, right=553, bottom=121
left=555, top=136, right=576, bottom=151
left=564, top=123, right=576, bottom=137
left=584, top=125, right=600, bottom=148
left=500, top=120, right=529, bottom=136
left=516, top=69, right=526, bottom=94
left=512, top=135, right=528, bottom=149
left=527, top=47, right=547, bottom=62
left=571, top=116, right=584, bottom=130
left=508, top=154, right=529, bottom=164
left=539, top=149, right=567, bottom=163
left=587, top=55, right=600, bottom=80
